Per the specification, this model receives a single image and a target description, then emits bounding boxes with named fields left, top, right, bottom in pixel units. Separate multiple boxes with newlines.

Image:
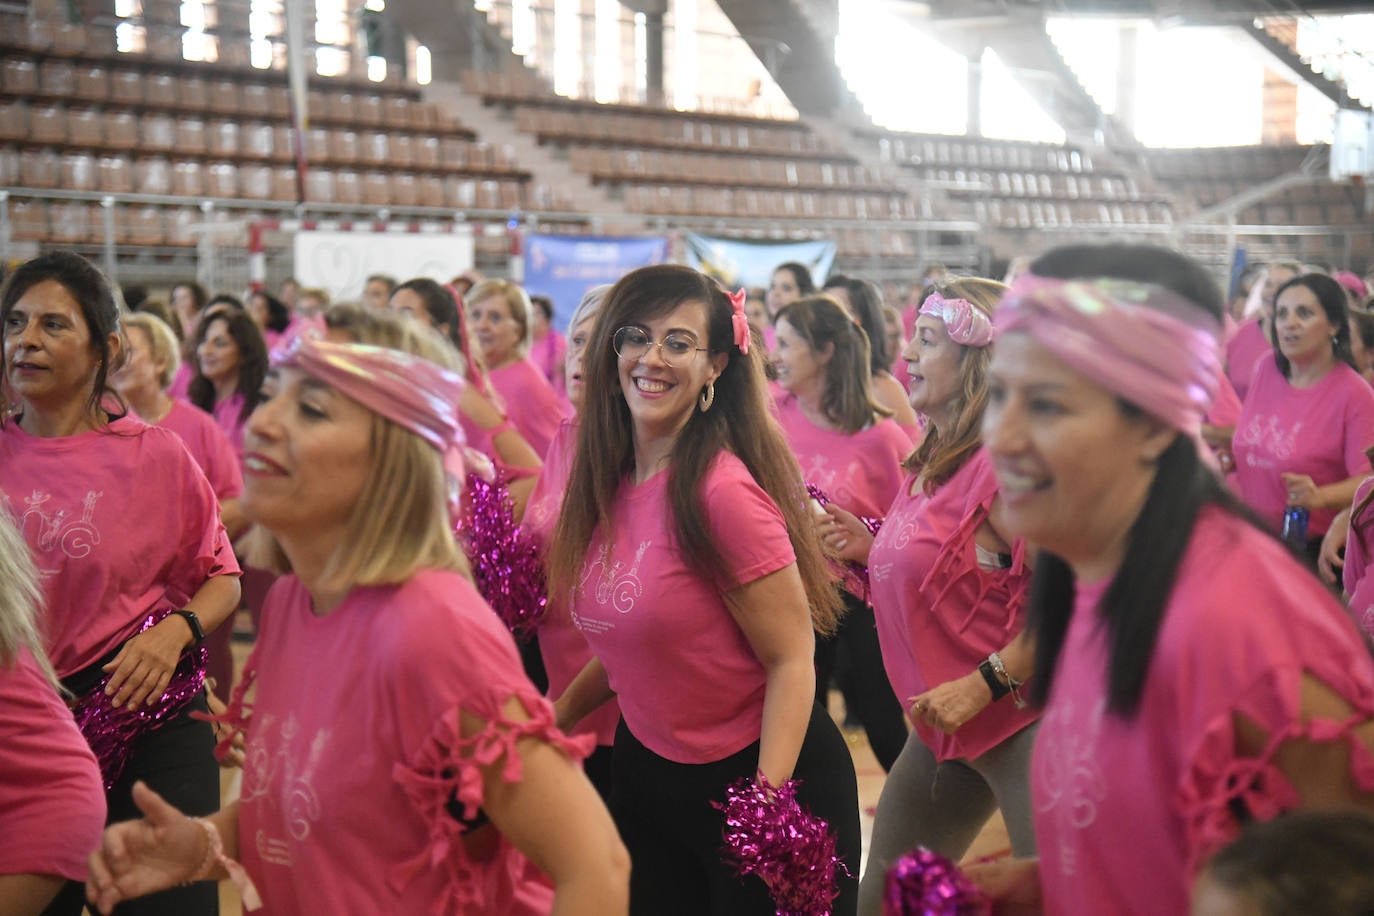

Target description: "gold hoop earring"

left=699, top=381, right=715, bottom=412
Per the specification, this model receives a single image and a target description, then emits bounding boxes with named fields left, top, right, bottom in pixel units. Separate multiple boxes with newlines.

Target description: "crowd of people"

left=4, top=244, right=1374, bottom=916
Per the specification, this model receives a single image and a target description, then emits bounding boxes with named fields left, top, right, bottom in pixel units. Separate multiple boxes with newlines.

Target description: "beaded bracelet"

left=989, top=651, right=1027, bottom=710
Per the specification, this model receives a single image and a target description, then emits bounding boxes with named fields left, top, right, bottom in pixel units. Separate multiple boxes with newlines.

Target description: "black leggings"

left=44, top=692, right=220, bottom=916
left=611, top=703, right=860, bottom=916
left=817, top=593, right=908, bottom=772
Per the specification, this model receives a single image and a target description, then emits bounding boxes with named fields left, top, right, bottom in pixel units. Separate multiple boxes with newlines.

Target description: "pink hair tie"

left=728, top=287, right=750, bottom=355
left=996, top=273, right=1221, bottom=437
left=276, top=337, right=466, bottom=457
left=919, top=293, right=995, bottom=348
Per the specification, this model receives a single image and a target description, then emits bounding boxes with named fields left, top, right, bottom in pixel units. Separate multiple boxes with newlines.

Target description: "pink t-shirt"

left=774, top=394, right=913, bottom=519
left=1343, top=477, right=1374, bottom=640
left=234, top=569, right=582, bottom=915
left=523, top=418, right=621, bottom=747
left=0, top=648, right=106, bottom=881
left=1205, top=367, right=1242, bottom=428
left=868, top=449, right=1036, bottom=762
left=569, top=453, right=796, bottom=763
left=489, top=359, right=567, bottom=459
left=0, top=416, right=240, bottom=677
left=155, top=399, right=244, bottom=500
left=1232, top=359, right=1374, bottom=537
left=209, top=390, right=248, bottom=464
left=1034, top=507, right=1374, bottom=916
left=1225, top=318, right=1271, bottom=403
left=529, top=329, right=567, bottom=390
left=169, top=360, right=194, bottom=401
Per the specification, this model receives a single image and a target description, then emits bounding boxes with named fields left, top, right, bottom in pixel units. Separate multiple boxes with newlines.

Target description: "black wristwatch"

left=978, top=658, right=1010, bottom=701
left=173, top=610, right=206, bottom=645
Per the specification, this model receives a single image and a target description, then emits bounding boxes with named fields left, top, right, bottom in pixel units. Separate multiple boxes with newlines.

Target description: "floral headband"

left=919, top=292, right=995, bottom=348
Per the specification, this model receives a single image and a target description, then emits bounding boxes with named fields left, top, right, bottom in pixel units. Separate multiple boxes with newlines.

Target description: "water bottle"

left=1281, top=506, right=1309, bottom=551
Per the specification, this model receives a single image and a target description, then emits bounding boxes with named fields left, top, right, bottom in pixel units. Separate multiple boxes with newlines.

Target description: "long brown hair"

left=547, top=265, right=842, bottom=634
left=775, top=295, right=890, bottom=433
left=903, top=277, right=1006, bottom=492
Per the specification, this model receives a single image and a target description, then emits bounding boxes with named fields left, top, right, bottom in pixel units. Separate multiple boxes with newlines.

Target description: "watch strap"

left=173, top=610, right=206, bottom=644
left=978, top=658, right=1010, bottom=701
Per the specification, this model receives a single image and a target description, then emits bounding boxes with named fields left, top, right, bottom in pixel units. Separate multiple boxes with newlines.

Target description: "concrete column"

left=967, top=54, right=984, bottom=137
left=1115, top=24, right=1139, bottom=140
left=644, top=9, right=664, bottom=103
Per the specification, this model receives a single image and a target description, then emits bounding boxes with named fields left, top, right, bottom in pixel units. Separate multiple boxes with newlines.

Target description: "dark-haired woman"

left=1232, top=273, right=1374, bottom=557
left=771, top=295, right=911, bottom=774
left=549, top=265, right=860, bottom=914
left=763, top=261, right=816, bottom=352
left=818, top=280, right=1039, bottom=914
left=822, top=274, right=920, bottom=435
left=166, top=280, right=207, bottom=400
left=246, top=290, right=293, bottom=351
left=188, top=308, right=268, bottom=465
left=967, top=244, right=1374, bottom=916
left=1, top=251, right=240, bottom=916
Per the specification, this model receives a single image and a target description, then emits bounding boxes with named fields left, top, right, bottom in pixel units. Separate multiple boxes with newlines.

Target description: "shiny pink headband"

left=276, top=337, right=466, bottom=454
left=996, top=273, right=1221, bottom=436
left=919, top=292, right=995, bottom=348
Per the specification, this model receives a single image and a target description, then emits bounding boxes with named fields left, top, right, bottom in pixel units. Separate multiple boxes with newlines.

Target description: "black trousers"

left=611, top=702, right=860, bottom=916
left=816, top=592, right=908, bottom=772
left=44, top=692, right=220, bottom=916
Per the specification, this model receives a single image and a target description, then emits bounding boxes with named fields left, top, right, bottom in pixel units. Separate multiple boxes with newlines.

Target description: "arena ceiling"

left=897, top=1, right=1374, bottom=22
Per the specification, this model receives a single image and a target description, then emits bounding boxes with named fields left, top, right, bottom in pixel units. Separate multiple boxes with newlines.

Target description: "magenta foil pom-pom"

left=714, top=774, right=850, bottom=916
left=806, top=484, right=883, bottom=601
left=882, top=848, right=990, bottom=916
left=71, top=610, right=208, bottom=790
left=457, top=474, right=547, bottom=638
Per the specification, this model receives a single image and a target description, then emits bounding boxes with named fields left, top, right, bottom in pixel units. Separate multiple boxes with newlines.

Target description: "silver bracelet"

left=989, top=651, right=1027, bottom=710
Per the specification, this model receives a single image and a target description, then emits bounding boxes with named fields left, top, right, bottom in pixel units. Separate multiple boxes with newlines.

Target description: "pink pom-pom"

left=456, top=474, right=547, bottom=637
left=806, top=483, right=882, bottom=602
left=882, top=847, right=990, bottom=916
left=714, top=773, right=851, bottom=916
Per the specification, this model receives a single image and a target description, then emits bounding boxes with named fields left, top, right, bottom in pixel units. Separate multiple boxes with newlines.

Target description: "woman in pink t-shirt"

left=820, top=275, right=921, bottom=435
left=968, top=244, right=1374, bottom=916
left=1231, top=273, right=1374, bottom=555
left=0, top=509, right=106, bottom=914
left=771, top=294, right=911, bottom=774
left=522, top=285, right=622, bottom=799
left=188, top=306, right=268, bottom=464
left=467, top=279, right=567, bottom=457
left=88, top=337, right=628, bottom=916
left=114, top=311, right=248, bottom=704
left=818, top=279, right=1039, bottom=915
left=1, top=251, right=242, bottom=916
left=528, top=293, right=568, bottom=394
left=548, top=265, right=860, bottom=915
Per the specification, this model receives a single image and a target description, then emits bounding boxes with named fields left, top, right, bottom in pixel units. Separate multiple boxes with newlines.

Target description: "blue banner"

left=683, top=233, right=836, bottom=289
left=524, top=234, right=670, bottom=332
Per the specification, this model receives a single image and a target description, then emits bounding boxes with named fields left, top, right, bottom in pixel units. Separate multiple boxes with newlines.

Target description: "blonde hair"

left=122, top=312, right=182, bottom=389
left=244, top=307, right=469, bottom=590
left=904, top=277, right=1007, bottom=492
left=467, top=279, right=534, bottom=356
left=0, top=507, right=59, bottom=691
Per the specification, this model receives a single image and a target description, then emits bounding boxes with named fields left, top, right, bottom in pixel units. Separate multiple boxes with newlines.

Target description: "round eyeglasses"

left=613, top=326, right=708, bottom=367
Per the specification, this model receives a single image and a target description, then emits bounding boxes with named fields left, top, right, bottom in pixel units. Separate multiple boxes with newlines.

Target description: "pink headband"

left=996, top=273, right=1221, bottom=436
left=276, top=337, right=466, bottom=455
left=919, top=293, right=995, bottom=348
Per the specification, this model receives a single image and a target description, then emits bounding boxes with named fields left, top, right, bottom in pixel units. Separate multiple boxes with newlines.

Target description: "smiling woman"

left=0, top=250, right=241, bottom=916
left=968, top=244, right=1374, bottom=916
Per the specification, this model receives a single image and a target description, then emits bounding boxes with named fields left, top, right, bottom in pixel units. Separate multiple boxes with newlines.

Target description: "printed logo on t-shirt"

left=802, top=456, right=865, bottom=508
left=1033, top=696, right=1107, bottom=877
left=573, top=540, right=651, bottom=632
left=870, top=561, right=894, bottom=583
left=6, top=488, right=103, bottom=560
left=1235, top=415, right=1301, bottom=467
left=241, top=712, right=328, bottom=866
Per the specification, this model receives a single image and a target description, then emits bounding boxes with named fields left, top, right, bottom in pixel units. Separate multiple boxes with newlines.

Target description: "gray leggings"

left=856, top=722, right=1040, bottom=915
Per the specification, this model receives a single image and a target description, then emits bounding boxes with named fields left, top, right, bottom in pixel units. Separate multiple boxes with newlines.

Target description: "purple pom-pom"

left=806, top=483, right=883, bottom=602
left=882, top=847, right=990, bottom=916
left=457, top=474, right=548, bottom=637
left=71, top=610, right=208, bottom=790
left=714, top=774, right=851, bottom=916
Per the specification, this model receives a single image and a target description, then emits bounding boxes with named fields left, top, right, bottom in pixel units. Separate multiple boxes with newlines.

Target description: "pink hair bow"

left=919, top=293, right=995, bottom=348
left=728, top=288, right=750, bottom=355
